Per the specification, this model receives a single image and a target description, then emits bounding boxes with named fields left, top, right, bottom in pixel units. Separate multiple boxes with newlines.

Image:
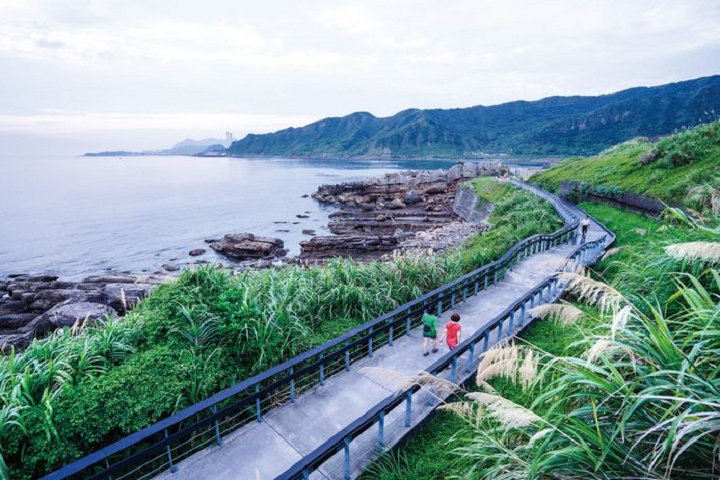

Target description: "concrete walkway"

left=157, top=218, right=605, bottom=480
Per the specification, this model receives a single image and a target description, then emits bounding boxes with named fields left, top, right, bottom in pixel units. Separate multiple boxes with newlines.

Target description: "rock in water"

left=210, top=233, right=287, bottom=260
left=21, top=302, right=118, bottom=337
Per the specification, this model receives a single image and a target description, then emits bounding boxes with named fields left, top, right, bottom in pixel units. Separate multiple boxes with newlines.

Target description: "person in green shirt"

left=422, top=307, right=440, bottom=356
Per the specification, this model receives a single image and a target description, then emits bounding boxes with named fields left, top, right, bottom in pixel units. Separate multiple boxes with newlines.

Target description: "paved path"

left=157, top=208, right=605, bottom=480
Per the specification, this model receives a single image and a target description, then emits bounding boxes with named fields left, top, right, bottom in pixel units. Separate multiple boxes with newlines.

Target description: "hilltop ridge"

left=226, top=75, right=720, bottom=158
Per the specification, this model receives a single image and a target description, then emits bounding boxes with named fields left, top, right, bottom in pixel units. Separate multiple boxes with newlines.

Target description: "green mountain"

left=227, top=75, right=720, bottom=158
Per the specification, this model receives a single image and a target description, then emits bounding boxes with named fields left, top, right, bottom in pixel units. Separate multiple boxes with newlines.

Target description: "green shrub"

left=653, top=121, right=720, bottom=169
left=3, top=180, right=564, bottom=478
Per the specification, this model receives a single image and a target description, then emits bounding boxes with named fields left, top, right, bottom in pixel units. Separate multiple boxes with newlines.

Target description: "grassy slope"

left=530, top=121, right=720, bottom=207
left=375, top=205, right=718, bottom=479
left=3, top=179, right=564, bottom=479
left=364, top=122, right=720, bottom=479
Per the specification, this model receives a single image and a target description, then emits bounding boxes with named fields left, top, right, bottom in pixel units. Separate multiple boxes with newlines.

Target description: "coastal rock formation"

left=300, top=235, right=399, bottom=261
left=301, top=162, right=504, bottom=261
left=209, top=233, right=287, bottom=261
left=0, top=273, right=167, bottom=351
left=400, top=222, right=486, bottom=253
left=21, top=302, right=118, bottom=338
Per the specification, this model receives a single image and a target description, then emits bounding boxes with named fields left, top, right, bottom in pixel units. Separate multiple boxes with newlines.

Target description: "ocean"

left=0, top=155, right=460, bottom=280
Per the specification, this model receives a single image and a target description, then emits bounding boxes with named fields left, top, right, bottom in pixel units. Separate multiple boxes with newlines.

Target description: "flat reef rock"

left=209, top=233, right=287, bottom=260
left=0, top=273, right=169, bottom=352
left=301, top=162, right=504, bottom=262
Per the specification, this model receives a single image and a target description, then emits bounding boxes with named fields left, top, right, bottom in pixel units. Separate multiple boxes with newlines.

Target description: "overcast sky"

left=1, top=0, right=719, bottom=155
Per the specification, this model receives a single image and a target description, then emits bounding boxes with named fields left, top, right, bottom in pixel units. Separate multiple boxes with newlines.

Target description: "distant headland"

left=85, top=75, right=720, bottom=159
left=84, top=137, right=229, bottom=157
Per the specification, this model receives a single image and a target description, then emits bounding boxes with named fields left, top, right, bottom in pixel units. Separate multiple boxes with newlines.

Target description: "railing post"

left=343, top=437, right=351, bottom=480
left=450, top=356, right=458, bottom=383
left=320, top=352, right=325, bottom=385
left=437, top=299, right=442, bottom=316
left=255, top=384, right=262, bottom=423
left=368, top=328, right=373, bottom=358
left=389, top=320, right=394, bottom=346
left=290, top=366, right=295, bottom=403
left=462, top=285, right=467, bottom=303
left=496, top=319, right=504, bottom=342
left=345, top=340, right=351, bottom=371
left=164, top=429, right=177, bottom=473
left=466, top=342, right=475, bottom=372
left=451, top=290, right=456, bottom=309
left=484, top=274, right=489, bottom=290
left=474, top=280, right=479, bottom=296
left=406, top=312, right=412, bottom=335
left=378, top=410, right=385, bottom=449
left=494, top=269, right=498, bottom=285
left=508, top=310, right=515, bottom=335
left=519, top=301, right=526, bottom=327
left=211, top=406, right=222, bottom=446
left=405, top=391, right=412, bottom=427
left=482, top=331, right=489, bottom=352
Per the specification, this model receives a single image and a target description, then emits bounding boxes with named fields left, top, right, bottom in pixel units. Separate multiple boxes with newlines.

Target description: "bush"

left=654, top=121, right=720, bottom=169
left=3, top=180, right=564, bottom=479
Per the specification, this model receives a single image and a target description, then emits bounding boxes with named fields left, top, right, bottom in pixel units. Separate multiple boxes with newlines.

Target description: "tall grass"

left=530, top=120, right=720, bottom=213
left=2, top=180, right=563, bottom=479
left=376, top=270, right=720, bottom=480
left=376, top=200, right=720, bottom=479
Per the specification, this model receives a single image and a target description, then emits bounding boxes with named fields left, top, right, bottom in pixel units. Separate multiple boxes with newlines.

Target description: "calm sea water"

left=0, top=155, right=459, bottom=280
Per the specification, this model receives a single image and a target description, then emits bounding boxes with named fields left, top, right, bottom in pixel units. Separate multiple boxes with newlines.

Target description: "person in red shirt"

left=440, top=313, right=462, bottom=350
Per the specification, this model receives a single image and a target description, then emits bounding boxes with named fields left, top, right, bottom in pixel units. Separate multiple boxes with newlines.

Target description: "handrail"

left=277, top=274, right=566, bottom=480
left=41, top=180, right=581, bottom=480
left=276, top=180, right=616, bottom=480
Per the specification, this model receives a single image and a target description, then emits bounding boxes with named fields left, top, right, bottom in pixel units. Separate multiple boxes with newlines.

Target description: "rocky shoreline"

left=299, top=162, right=503, bottom=261
left=0, top=274, right=168, bottom=351
left=2, top=162, right=503, bottom=351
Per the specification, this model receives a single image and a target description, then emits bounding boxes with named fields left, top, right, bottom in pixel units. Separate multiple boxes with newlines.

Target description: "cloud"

left=35, top=38, right=64, bottom=49
left=0, top=0, right=718, bottom=149
left=0, top=111, right=317, bottom=135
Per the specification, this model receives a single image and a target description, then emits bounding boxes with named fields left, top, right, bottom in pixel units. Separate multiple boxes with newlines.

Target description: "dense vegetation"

left=531, top=120, right=720, bottom=212
left=368, top=201, right=720, bottom=479
left=371, top=121, right=720, bottom=479
left=0, top=179, right=562, bottom=479
left=226, top=75, right=720, bottom=158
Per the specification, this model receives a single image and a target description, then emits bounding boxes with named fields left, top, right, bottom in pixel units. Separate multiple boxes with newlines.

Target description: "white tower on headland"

left=225, top=131, right=234, bottom=143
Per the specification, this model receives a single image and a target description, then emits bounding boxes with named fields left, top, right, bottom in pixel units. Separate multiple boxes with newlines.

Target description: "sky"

left=1, top=0, right=719, bottom=155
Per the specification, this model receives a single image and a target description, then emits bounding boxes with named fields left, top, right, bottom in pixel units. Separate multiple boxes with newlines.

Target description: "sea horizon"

left=0, top=154, right=472, bottom=280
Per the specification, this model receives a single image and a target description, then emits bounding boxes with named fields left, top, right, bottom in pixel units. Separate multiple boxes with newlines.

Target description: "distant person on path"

left=580, top=215, right=590, bottom=243
left=422, top=307, right=439, bottom=356
left=440, top=313, right=462, bottom=350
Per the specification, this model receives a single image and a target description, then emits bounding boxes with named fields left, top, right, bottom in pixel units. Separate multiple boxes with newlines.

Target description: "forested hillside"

left=227, top=75, right=720, bottom=158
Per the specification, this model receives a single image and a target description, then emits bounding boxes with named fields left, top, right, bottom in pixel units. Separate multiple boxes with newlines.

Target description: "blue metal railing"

left=42, top=180, right=584, bottom=480
left=276, top=181, right=616, bottom=480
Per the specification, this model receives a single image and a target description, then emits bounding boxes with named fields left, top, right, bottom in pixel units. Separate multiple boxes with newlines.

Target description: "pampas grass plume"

left=610, top=305, right=633, bottom=339
left=559, top=273, right=626, bottom=313
left=601, top=247, right=625, bottom=261
left=664, top=242, right=720, bottom=264
left=466, top=392, right=540, bottom=427
left=529, top=303, right=584, bottom=325
left=587, top=338, right=618, bottom=363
